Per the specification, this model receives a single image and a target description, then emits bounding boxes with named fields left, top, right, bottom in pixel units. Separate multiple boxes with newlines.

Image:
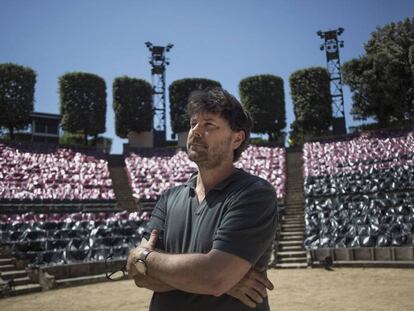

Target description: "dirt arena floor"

left=1, top=268, right=413, bottom=311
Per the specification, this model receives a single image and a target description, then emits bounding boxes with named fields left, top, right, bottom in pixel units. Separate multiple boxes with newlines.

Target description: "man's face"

left=187, top=112, right=240, bottom=170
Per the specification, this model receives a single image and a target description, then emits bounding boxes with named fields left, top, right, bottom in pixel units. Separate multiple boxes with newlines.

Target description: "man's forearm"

left=133, top=273, right=175, bottom=293
left=129, top=231, right=251, bottom=296
left=146, top=251, right=220, bottom=295
left=145, top=250, right=250, bottom=296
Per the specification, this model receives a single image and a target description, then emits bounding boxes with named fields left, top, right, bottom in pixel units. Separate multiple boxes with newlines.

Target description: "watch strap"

left=139, top=249, right=152, bottom=262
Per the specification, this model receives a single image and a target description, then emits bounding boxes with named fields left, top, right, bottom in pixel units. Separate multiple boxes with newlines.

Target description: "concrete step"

left=281, top=228, right=305, bottom=234
left=0, top=264, right=15, bottom=272
left=285, top=203, right=305, bottom=207
left=281, top=226, right=304, bottom=231
left=278, top=240, right=304, bottom=247
left=283, top=215, right=304, bottom=219
left=281, top=223, right=305, bottom=229
left=0, top=258, right=14, bottom=265
left=282, top=216, right=304, bottom=221
left=10, top=283, right=42, bottom=296
left=283, top=216, right=304, bottom=220
left=275, top=262, right=308, bottom=269
left=280, top=236, right=304, bottom=241
left=282, top=217, right=305, bottom=222
left=277, top=251, right=307, bottom=258
left=285, top=206, right=304, bottom=210
left=284, top=206, right=305, bottom=214
left=284, top=212, right=304, bottom=216
left=285, top=203, right=304, bottom=207
left=285, top=202, right=304, bottom=205
left=281, top=221, right=305, bottom=226
left=277, top=257, right=307, bottom=264
left=1, top=270, right=27, bottom=280
left=13, top=276, right=32, bottom=286
left=280, top=231, right=304, bottom=236
left=279, top=245, right=305, bottom=251
left=281, top=218, right=304, bottom=222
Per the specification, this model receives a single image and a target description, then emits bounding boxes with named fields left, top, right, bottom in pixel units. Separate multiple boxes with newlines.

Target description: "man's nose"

left=191, top=123, right=202, bottom=137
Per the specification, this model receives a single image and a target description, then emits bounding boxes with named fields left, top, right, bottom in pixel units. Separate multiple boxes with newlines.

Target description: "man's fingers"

left=148, top=229, right=158, bottom=248
left=248, top=280, right=267, bottom=298
left=245, top=288, right=263, bottom=304
left=252, top=270, right=274, bottom=290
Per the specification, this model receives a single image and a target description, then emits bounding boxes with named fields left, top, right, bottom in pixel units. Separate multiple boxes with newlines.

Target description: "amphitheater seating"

left=303, top=130, right=414, bottom=249
left=0, top=211, right=150, bottom=266
left=0, top=143, right=115, bottom=201
left=125, top=150, right=197, bottom=201
left=125, top=146, right=286, bottom=201
left=235, top=146, right=286, bottom=200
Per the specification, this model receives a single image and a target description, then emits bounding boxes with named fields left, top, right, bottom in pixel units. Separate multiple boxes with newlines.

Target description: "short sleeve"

left=143, top=192, right=167, bottom=250
left=212, top=180, right=277, bottom=265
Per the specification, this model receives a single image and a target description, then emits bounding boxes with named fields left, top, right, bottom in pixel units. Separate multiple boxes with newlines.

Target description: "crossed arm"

left=127, top=230, right=274, bottom=307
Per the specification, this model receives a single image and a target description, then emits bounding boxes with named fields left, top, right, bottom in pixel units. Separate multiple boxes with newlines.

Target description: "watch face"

left=136, top=260, right=147, bottom=275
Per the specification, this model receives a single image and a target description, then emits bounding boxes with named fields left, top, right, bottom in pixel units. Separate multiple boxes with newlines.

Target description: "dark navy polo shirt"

left=143, top=168, right=277, bottom=311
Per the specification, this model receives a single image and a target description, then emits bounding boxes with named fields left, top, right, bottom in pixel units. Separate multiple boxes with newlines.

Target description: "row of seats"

left=0, top=143, right=115, bottom=201
left=305, top=165, right=414, bottom=197
left=0, top=210, right=149, bottom=223
left=304, top=192, right=414, bottom=248
left=303, top=130, right=414, bottom=177
left=235, top=146, right=286, bottom=199
left=125, top=146, right=287, bottom=201
left=125, top=151, right=197, bottom=201
left=13, top=246, right=132, bottom=265
left=0, top=211, right=148, bottom=266
left=303, top=130, right=414, bottom=250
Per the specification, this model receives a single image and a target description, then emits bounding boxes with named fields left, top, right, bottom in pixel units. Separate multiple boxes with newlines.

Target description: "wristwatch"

left=134, top=249, right=152, bottom=275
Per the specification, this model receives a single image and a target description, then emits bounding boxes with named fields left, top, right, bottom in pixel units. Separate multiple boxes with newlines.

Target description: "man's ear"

left=232, top=131, right=245, bottom=149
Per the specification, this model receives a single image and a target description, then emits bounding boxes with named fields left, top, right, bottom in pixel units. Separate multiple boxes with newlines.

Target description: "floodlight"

left=317, top=30, right=324, bottom=38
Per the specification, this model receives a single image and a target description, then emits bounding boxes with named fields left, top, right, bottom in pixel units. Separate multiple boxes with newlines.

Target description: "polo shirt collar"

left=185, top=168, right=244, bottom=191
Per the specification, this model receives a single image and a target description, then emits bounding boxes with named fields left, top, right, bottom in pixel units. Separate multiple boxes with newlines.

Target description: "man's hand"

left=126, top=230, right=175, bottom=292
left=126, top=229, right=159, bottom=278
left=227, top=268, right=274, bottom=308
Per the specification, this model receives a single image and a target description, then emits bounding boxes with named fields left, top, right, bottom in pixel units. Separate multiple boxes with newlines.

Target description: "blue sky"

left=1, top=0, right=413, bottom=153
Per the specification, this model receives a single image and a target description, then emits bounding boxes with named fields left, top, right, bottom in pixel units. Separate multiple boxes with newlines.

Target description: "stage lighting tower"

left=317, top=28, right=346, bottom=135
left=145, top=41, right=173, bottom=146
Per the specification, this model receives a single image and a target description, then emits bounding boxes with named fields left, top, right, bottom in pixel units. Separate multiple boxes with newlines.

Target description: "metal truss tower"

left=145, top=41, right=173, bottom=146
left=317, top=28, right=346, bottom=135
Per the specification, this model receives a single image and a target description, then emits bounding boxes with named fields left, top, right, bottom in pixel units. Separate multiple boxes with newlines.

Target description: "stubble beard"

left=188, top=135, right=233, bottom=170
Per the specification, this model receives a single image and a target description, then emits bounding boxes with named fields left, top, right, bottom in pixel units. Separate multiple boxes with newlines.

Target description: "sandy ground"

left=1, top=268, right=413, bottom=311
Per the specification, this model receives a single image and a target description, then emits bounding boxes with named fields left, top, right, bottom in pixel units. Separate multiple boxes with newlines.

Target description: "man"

left=127, top=87, right=278, bottom=310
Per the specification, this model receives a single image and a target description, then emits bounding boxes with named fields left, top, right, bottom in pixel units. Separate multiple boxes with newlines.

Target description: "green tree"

left=0, top=63, right=36, bottom=139
left=410, top=45, right=414, bottom=74
left=59, top=72, right=106, bottom=145
left=289, top=67, right=332, bottom=139
left=113, top=76, right=153, bottom=138
left=342, top=17, right=414, bottom=127
left=239, top=74, right=286, bottom=140
left=169, top=78, right=221, bottom=133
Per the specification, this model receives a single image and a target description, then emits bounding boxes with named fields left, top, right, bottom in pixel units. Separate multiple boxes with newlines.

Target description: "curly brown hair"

left=187, top=87, right=252, bottom=162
